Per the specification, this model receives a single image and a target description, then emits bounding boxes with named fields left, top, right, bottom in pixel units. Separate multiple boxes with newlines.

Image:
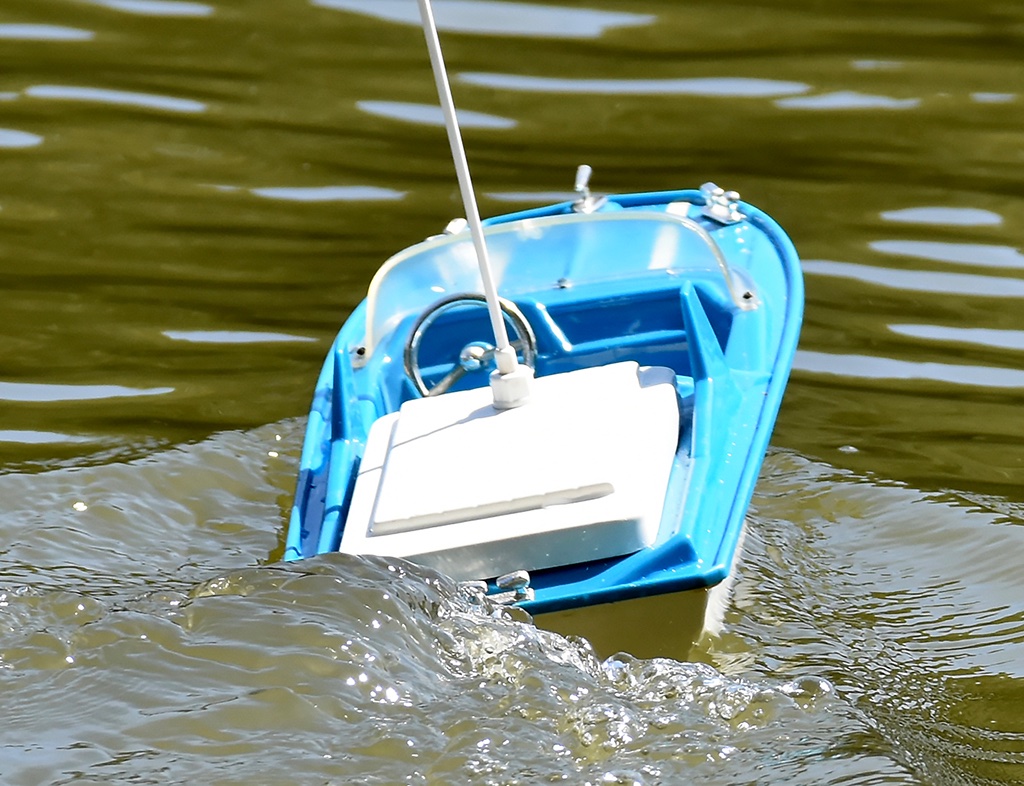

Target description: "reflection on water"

left=0, top=24, right=94, bottom=41
left=247, top=185, right=407, bottom=202
left=0, top=430, right=97, bottom=445
left=971, top=92, right=1016, bottom=103
left=357, top=99, right=516, bottom=128
left=85, top=0, right=215, bottom=16
left=23, top=85, right=207, bottom=114
left=881, top=207, right=1003, bottom=226
left=0, top=382, right=175, bottom=403
left=794, top=350, right=1024, bottom=388
left=0, top=129, right=43, bottom=148
left=314, top=0, right=654, bottom=37
left=850, top=59, right=904, bottom=71
left=163, top=330, right=318, bottom=344
left=889, top=324, right=1024, bottom=351
left=487, top=190, right=575, bottom=203
left=776, top=90, right=921, bottom=110
left=460, top=72, right=810, bottom=97
left=803, top=259, right=1024, bottom=297
left=871, top=239, right=1024, bottom=268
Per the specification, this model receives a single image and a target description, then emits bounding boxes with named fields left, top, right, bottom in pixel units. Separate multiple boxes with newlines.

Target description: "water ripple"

left=0, top=423, right=292, bottom=588
left=0, top=129, right=43, bottom=149
left=871, top=240, right=1024, bottom=268
left=163, top=330, right=317, bottom=344
left=777, top=91, right=920, bottom=110
left=880, top=207, right=1003, bottom=226
left=742, top=453, right=1024, bottom=782
left=487, top=190, right=575, bottom=203
left=0, top=430, right=96, bottom=445
left=0, top=382, right=174, bottom=402
left=889, top=324, right=1024, bottom=351
left=312, top=0, right=654, bottom=38
left=249, top=185, right=406, bottom=202
left=803, top=259, right=1024, bottom=297
left=851, top=59, right=903, bottom=71
left=971, top=92, right=1016, bottom=104
left=86, top=0, right=214, bottom=16
left=357, top=100, right=515, bottom=129
left=794, top=350, right=1024, bottom=388
left=0, top=24, right=94, bottom=41
left=24, top=85, right=206, bottom=113
left=460, top=72, right=810, bottom=98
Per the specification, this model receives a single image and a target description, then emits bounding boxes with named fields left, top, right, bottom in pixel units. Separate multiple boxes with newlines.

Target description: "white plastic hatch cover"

left=340, top=361, right=680, bottom=581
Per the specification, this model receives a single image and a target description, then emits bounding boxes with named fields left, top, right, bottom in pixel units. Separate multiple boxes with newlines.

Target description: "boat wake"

left=1, top=428, right=1021, bottom=784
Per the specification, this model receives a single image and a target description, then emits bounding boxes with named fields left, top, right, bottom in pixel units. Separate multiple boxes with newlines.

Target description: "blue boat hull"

left=287, top=188, right=803, bottom=617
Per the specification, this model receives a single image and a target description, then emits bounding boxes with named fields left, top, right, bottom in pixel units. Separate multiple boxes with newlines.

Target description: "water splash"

left=0, top=554, right=845, bottom=784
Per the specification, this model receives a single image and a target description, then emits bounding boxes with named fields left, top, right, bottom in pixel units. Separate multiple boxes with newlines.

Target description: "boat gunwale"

left=285, top=191, right=804, bottom=617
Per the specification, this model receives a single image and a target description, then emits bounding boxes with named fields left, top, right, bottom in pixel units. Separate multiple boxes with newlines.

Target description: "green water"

left=2, top=1, right=1023, bottom=783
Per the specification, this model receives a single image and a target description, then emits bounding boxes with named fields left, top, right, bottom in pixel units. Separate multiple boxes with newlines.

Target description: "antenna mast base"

left=490, top=363, right=534, bottom=410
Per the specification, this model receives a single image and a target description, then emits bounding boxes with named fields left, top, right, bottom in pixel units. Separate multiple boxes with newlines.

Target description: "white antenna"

left=415, top=0, right=533, bottom=409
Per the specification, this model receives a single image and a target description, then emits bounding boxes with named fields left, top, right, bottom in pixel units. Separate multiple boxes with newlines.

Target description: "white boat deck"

left=340, top=361, right=682, bottom=580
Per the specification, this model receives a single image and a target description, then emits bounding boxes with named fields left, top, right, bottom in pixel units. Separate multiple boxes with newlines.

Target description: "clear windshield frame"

left=363, top=210, right=750, bottom=358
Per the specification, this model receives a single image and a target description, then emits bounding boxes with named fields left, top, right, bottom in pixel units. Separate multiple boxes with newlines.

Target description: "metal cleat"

left=488, top=569, right=534, bottom=605
left=700, top=182, right=743, bottom=225
left=572, top=165, right=607, bottom=214
left=444, top=217, right=469, bottom=234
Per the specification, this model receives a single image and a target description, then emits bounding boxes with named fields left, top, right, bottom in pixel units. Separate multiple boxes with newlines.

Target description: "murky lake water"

left=2, top=1, right=1023, bottom=783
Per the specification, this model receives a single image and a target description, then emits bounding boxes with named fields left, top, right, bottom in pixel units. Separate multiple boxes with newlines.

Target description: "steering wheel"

left=403, top=293, right=538, bottom=397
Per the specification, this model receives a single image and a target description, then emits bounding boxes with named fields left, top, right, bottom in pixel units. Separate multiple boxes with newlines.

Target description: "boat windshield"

left=363, top=210, right=742, bottom=357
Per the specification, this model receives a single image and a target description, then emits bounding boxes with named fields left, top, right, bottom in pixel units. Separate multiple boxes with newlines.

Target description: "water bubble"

left=781, top=675, right=835, bottom=709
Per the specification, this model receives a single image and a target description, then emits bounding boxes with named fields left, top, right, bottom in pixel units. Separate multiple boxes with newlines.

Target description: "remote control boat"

left=286, top=0, right=802, bottom=652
